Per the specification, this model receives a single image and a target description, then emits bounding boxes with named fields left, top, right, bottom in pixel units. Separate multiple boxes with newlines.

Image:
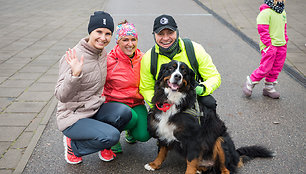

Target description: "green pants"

left=118, top=103, right=151, bottom=142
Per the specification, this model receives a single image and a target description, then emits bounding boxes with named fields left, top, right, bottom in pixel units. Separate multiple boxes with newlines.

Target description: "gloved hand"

left=195, top=84, right=206, bottom=95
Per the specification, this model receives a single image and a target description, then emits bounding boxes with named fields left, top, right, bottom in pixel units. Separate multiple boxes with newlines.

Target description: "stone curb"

left=13, top=97, right=57, bottom=174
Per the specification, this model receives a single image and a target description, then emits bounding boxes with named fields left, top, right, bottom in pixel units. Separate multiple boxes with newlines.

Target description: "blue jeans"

left=62, top=102, right=132, bottom=157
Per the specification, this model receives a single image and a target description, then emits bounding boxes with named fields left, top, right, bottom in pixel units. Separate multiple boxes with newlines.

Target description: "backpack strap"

left=182, top=38, right=202, bottom=82
left=150, top=45, right=158, bottom=80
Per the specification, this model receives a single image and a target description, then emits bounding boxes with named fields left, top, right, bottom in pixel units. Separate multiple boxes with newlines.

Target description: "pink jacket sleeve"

left=257, top=24, right=271, bottom=47
left=285, top=23, right=289, bottom=43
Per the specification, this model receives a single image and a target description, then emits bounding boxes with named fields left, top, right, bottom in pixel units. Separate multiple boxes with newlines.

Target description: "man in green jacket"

left=139, top=14, right=221, bottom=110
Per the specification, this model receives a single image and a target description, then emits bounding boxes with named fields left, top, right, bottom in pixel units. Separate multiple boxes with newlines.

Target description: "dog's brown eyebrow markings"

left=163, top=76, right=170, bottom=81
left=172, top=63, right=177, bottom=68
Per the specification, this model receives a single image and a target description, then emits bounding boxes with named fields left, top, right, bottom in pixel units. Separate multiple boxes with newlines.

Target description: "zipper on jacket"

left=112, top=60, right=119, bottom=73
left=130, top=59, right=133, bottom=68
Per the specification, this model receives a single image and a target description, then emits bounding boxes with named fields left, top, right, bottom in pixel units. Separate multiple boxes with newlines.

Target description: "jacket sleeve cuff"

left=71, top=72, right=83, bottom=79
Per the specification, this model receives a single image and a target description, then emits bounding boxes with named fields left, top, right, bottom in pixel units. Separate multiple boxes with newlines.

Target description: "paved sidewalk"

left=0, top=0, right=305, bottom=174
left=0, top=0, right=108, bottom=173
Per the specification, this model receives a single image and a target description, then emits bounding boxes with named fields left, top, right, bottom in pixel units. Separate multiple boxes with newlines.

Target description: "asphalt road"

left=23, top=0, right=305, bottom=173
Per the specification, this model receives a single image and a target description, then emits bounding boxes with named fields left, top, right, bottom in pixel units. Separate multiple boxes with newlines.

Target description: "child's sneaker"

left=111, top=142, right=122, bottom=153
left=99, top=149, right=116, bottom=162
left=125, top=130, right=137, bottom=144
left=263, top=81, right=280, bottom=99
left=63, top=136, right=82, bottom=164
left=242, top=76, right=258, bottom=97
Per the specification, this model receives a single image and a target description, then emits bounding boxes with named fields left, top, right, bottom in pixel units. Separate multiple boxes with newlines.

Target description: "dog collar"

left=156, top=102, right=173, bottom=112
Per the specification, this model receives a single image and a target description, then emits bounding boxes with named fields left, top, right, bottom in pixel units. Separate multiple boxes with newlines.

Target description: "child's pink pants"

left=250, top=44, right=287, bottom=83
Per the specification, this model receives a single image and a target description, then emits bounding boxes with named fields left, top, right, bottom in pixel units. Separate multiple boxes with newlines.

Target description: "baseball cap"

left=153, top=14, right=177, bottom=33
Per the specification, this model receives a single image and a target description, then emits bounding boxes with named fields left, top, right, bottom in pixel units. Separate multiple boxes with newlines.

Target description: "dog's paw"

left=144, top=164, right=155, bottom=171
left=198, top=159, right=214, bottom=167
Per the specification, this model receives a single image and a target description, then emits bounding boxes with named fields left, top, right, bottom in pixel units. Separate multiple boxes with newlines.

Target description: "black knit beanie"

left=88, top=11, right=114, bottom=34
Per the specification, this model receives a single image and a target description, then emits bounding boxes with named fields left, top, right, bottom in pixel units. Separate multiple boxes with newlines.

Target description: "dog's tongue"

left=167, top=81, right=179, bottom=90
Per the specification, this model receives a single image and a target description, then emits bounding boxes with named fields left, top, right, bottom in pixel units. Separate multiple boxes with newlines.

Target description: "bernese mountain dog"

left=144, top=60, right=275, bottom=174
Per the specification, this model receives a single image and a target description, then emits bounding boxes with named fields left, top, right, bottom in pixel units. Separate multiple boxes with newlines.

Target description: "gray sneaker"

left=242, top=76, right=258, bottom=97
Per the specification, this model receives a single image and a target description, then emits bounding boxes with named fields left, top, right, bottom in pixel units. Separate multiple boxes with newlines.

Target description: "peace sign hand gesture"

left=65, top=48, right=84, bottom=77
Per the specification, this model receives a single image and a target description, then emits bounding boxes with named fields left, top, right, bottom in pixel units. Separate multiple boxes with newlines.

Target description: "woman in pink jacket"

left=103, top=20, right=150, bottom=153
left=55, top=11, right=132, bottom=165
left=243, top=0, right=288, bottom=99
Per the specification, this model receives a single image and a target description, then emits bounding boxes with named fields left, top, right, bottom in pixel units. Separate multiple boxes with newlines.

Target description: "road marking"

left=112, top=13, right=212, bottom=17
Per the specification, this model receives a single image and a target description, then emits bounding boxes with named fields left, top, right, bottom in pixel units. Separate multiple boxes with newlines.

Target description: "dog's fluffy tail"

left=237, top=145, right=275, bottom=163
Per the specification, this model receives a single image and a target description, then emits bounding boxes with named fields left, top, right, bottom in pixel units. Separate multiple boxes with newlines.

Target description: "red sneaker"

left=98, top=149, right=116, bottom=162
left=63, top=136, right=82, bottom=164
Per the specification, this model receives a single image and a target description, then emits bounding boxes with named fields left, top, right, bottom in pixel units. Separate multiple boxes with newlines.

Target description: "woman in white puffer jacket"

left=55, top=11, right=131, bottom=164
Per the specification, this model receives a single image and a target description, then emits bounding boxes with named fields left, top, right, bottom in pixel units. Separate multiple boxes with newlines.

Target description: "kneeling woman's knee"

left=104, top=102, right=133, bottom=131
left=117, top=104, right=133, bottom=123
left=102, top=129, right=120, bottom=147
left=107, top=133, right=120, bottom=146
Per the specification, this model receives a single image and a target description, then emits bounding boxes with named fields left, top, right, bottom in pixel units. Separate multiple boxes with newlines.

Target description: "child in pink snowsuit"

left=243, top=0, right=288, bottom=99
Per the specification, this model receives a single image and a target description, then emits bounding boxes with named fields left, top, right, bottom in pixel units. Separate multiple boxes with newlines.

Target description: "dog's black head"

left=156, top=60, right=197, bottom=92
left=152, top=60, right=197, bottom=108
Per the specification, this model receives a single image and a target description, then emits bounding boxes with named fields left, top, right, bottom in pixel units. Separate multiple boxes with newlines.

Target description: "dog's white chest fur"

left=155, top=105, right=178, bottom=143
left=154, top=88, right=186, bottom=144
left=164, top=88, right=186, bottom=105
